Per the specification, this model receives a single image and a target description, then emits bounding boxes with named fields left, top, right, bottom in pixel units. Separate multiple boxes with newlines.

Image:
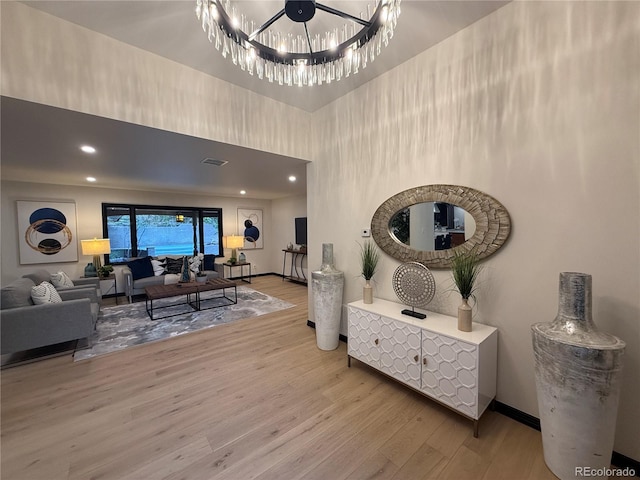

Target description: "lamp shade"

left=81, top=238, right=111, bottom=256
left=222, top=235, right=244, bottom=250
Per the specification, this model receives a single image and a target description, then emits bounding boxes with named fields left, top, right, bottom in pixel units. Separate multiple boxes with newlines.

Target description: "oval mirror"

left=389, top=203, right=476, bottom=251
left=371, top=185, right=511, bottom=268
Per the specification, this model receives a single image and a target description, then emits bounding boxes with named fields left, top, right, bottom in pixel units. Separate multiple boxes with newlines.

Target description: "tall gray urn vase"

left=312, top=244, right=345, bottom=351
left=531, top=272, right=625, bottom=480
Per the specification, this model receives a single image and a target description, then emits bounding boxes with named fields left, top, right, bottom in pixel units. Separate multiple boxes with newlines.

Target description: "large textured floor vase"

left=531, top=272, right=625, bottom=480
left=312, top=244, right=344, bottom=351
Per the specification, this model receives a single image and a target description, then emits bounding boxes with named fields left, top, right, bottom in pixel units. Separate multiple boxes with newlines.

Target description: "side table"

left=81, top=273, right=118, bottom=304
left=222, top=262, right=252, bottom=283
left=282, top=249, right=307, bottom=285
left=99, top=273, right=118, bottom=304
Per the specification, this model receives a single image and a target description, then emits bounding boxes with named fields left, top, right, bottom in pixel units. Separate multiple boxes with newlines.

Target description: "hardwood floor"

left=1, top=275, right=558, bottom=480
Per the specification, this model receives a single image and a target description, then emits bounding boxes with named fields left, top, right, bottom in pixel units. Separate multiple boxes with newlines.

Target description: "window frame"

left=101, top=203, right=224, bottom=265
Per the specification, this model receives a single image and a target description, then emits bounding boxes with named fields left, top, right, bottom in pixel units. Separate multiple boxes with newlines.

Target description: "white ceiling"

left=1, top=0, right=509, bottom=199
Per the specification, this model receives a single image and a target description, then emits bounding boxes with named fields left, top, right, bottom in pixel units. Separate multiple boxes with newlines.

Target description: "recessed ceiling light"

left=288, top=175, right=297, bottom=182
left=240, top=190, right=246, bottom=195
left=81, top=145, right=96, bottom=154
left=86, top=177, right=97, bottom=182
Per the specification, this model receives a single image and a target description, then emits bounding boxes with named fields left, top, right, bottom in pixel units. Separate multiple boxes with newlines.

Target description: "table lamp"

left=81, top=238, right=111, bottom=277
left=222, top=235, right=244, bottom=264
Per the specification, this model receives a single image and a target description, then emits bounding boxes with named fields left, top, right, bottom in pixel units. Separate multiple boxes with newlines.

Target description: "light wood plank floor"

left=1, top=275, right=559, bottom=480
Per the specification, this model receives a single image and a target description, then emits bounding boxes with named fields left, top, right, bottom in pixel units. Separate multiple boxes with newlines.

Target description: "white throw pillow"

left=50, top=271, right=75, bottom=288
left=151, top=259, right=166, bottom=276
left=31, top=281, right=63, bottom=305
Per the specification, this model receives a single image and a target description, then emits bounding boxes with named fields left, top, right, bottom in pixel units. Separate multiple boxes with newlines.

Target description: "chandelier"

left=195, top=0, right=401, bottom=87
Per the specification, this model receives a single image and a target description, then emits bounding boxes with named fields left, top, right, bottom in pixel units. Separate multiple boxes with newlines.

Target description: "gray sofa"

left=1, top=278, right=95, bottom=354
left=122, top=255, right=222, bottom=303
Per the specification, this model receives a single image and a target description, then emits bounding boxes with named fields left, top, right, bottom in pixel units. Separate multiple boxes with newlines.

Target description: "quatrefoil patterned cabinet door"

left=348, top=307, right=383, bottom=369
left=348, top=306, right=421, bottom=390
left=421, top=332, right=479, bottom=418
left=376, top=318, right=421, bottom=390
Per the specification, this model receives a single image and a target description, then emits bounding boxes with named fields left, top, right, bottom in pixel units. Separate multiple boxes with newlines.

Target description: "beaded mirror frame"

left=371, top=185, right=511, bottom=268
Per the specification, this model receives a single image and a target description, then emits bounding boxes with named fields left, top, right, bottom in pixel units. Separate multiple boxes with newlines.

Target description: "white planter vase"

left=457, top=298, right=472, bottom=332
left=311, top=244, right=344, bottom=351
left=532, top=272, right=625, bottom=480
left=363, top=280, right=373, bottom=304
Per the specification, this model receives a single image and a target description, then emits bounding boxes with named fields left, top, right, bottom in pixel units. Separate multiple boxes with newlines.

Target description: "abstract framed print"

left=17, top=200, right=79, bottom=264
left=237, top=208, right=263, bottom=250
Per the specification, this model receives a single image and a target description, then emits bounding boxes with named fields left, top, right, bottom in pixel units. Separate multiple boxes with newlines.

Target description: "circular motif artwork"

left=243, top=219, right=260, bottom=243
left=25, top=208, right=73, bottom=255
left=238, top=209, right=263, bottom=249
left=392, top=262, right=436, bottom=309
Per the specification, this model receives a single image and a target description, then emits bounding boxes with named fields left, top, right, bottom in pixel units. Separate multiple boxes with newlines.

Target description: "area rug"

left=74, top=286, right=294, bottom=361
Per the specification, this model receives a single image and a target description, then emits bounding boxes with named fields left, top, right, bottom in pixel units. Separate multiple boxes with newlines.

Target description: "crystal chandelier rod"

left=250, top=3, right=371, bottom=43
left=315, top=3, right=372, bottom=28
left=303, top=23, right=313, bottom=53
left=248, top=9, right=286, bottom=42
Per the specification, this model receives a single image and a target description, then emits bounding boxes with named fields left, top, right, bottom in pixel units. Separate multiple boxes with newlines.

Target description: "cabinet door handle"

left=414, top=355, right=419, bottom=362
left=374, top=338, right=379, bottom=345
left=423, top=358, right=427, bottom=365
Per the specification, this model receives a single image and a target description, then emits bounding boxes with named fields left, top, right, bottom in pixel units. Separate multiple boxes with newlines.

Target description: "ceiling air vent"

left=201, top=158, right=228, bottom=167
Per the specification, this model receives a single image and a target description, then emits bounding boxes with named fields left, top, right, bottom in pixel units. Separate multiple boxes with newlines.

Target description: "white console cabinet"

left=347, top=299, right=498, bottom=437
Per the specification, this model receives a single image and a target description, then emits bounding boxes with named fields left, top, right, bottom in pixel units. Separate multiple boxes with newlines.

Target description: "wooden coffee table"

left=145, top=278, right=237, bottom=320
left=197, top=278, right=238, bottom=311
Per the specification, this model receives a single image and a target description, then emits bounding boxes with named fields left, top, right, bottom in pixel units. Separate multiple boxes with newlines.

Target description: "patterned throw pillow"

left=31, top=281, right=63, bottom=305
left=50, top=271, right=75, bottom=288
left=151, top=259, right=166, bottom=276
left=164, top=257, right=184, bottom=275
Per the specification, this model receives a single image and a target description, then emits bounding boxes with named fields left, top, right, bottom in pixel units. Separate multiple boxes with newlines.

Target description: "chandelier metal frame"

left=195, top=0, right=401, bottom=87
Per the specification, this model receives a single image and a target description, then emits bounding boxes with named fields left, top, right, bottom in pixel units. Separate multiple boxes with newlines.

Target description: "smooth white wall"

left=308, top=1, right=639, bottom=459
left=0, top=181, right=279, bottom=287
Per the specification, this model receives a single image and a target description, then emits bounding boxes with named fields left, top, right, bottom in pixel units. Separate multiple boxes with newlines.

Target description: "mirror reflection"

left=371, top=184, right=511, bottom=268
left=389, top=203, right=476, bottom=251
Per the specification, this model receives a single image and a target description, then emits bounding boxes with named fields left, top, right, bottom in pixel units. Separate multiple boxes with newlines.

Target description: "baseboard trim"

left=306, top=320, right=348, bottom=343
left=273, top=273, right=308, bottom=285
left=611, top=452, right=640, bottom=476
left=494, top=401, right=540, bottom=431
left=226, top=272, right=273, bottom=281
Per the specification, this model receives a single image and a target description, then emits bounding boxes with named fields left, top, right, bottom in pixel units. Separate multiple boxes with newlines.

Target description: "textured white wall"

left=0, top=1, right=312, bottom=160
left=308, top=1, right=639, bottom=459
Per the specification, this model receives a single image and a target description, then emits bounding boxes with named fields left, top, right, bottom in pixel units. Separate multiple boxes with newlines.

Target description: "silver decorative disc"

left=392, top=262, right=436, bottom=309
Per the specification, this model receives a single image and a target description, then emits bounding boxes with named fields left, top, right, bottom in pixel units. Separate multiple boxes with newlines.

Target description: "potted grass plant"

left=359, top=240, right=381, bottom=304
left=451, top=248, right=482, bottom=332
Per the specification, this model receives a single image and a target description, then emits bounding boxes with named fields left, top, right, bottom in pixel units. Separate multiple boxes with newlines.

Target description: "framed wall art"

left=237, top=208, right=263, bottom=250
left=17, top=200, right=79, bottom=264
